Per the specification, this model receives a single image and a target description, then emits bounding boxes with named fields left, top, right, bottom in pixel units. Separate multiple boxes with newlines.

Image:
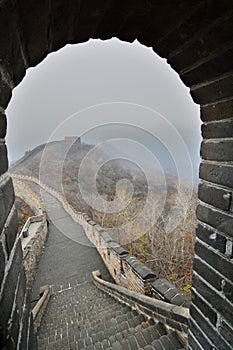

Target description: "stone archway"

left=0, top=1, right=233, bottom=349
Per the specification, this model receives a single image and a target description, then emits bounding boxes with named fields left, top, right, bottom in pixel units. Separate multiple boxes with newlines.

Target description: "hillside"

left=11, top=139, right=197, bottom=291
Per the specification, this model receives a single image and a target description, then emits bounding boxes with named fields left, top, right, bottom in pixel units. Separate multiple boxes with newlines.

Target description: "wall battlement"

left=12, top=174, right=191, bottom=340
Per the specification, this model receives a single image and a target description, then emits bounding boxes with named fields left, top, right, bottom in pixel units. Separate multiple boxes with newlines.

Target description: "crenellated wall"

left=13, top=177, right=48, bottom=287
left=20, top=215, right=48, bottom=288
left=11, top=175, right=189, bottom=303
left=1, top=3, right=233, bottom=348
left=11, top=175, right=191, bottom=341
left=13, top=179, right=44, bottom=216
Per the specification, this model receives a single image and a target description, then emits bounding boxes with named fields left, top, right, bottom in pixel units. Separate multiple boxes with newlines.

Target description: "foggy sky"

left=6, top=38, right=201, bottom=177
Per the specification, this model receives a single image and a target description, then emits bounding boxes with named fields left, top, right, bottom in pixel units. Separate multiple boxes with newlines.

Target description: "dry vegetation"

left=15, top=196, right=35, bottom=233
left=13, top=140, right=197, bottom=292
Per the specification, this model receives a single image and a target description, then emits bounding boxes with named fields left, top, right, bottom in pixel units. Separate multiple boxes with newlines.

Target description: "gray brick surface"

left=28, top=185, right=184, bottom=350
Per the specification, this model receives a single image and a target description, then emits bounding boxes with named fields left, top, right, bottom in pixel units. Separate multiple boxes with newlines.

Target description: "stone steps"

left=37, top=282, right=184, bottom=350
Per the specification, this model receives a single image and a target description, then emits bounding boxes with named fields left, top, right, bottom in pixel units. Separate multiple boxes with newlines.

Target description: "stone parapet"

left=92, top=270, right=189, bottom=342
left=11, top=174, right=186, bottom=302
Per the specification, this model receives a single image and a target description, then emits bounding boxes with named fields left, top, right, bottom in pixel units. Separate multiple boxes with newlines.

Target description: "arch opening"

left=0, top=3, right=233, bottom=349
left=7, top=39, right=201, bottom=292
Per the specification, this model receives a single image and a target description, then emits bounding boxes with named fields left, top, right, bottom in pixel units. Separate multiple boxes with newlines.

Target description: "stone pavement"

left=31, top=191, right=111, bottom=301
left=37, top=281, right=183, bottom=350
left=27, top=182, right=184, bottom=349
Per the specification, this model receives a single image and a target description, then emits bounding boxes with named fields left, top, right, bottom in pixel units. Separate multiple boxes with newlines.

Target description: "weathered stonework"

left=12, top=179, right=44, bottom=216
left=1, top=2, right=233, bottom=348
left=20, top=216, right=48, bottom=288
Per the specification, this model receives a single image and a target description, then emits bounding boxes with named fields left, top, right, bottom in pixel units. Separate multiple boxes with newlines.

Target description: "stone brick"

left=0, top=240, right=22, bottom=342
left=0, top=73, right=12, bottom=109
left=7, top=306, right=20, bottom=347
left=0, top=143, right=8, bottom=174
left=152, top=279, right=172, bottom=295
left=17, top=292, right=31, bottom=350
left=3, top=178, right=15, bottom=213
left=48, top=0, right=79, bottom=51
left=71, top=0, right=112, bottom=44
left=3, top=337, right=15, bottom=350
left=143, top=0, right=200, bottom=52
left=200, top=162, right=233, bottom=191
left=195, top=240, right=233, bottom=281
left=15, top=267, right=27, bottom=315
left=125, top=256, right=156, bottom=280
left=169, top=15, right=233, bottom=74
left=192, top=273, right=233, bottom=324
left=202, top=119, right=233, bottom=139
left=196, top=223, right=227, bottom=254
left=223, top=280, right=233, bottom=304
left=16, top=0, right=51, bottom=67
left=4, top=208, right=18, bottom=256
left=0, top=241, right=6, bottom=287
left=180, top=47, right=233, bottom=87
left=190, top=304, right=232, bottom=350
left=152, top=279, right=185, bottom=306
left=0, top=112, right=7, bottom=139
left=118, top=10, right=152, bottom=43
left=201, top=140, right=233, bottom=162
left=0, top=178, right=15, bottom=233
left=28, top=313, right=37, bottom=350
left=196, top=204, right=233, bottom=239
left=94, top=5, right=135, bottom=42
left=0, top=189, right=6, bottom=233
left=0, top=1, right=26, bottom=86
left=155, top=1, right=233, bottom=58
left=163, top=288, right=177, bottom=302
left=170, top=294, right=186, bottom=306
left=198, top=182, right=231, bottom=212
left=219, top=319, right=233, bottom=346
left=192, top=289, right=217, bottom=326
left=201, top=98, right=233, bottom=122
left=191, top=73, right=233, bottom=105
left=193, top=256, right=222, bottom=291
left=188, top=320, right=213, bottom=350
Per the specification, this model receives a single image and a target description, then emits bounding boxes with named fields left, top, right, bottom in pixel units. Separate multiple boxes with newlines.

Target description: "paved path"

left=31, top=191, right=111, bottom=300
left=25, top=180, right=184, bottom=350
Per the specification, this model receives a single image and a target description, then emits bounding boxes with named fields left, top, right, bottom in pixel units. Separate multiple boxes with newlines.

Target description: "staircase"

left=37, top=281, right=184, bottom=350
left=14, top=177, right=186, bottom=349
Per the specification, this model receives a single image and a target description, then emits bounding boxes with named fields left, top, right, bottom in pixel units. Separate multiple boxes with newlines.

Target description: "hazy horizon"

left=6, top=38, right=201, bottom=180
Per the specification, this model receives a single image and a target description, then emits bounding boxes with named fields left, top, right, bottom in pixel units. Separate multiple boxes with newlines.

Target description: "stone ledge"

left=92, top=270, right=189, bottom=340
left=124, top=256, right=156, bottom=281
left=32, top=285, right=50, bottom=333
left=152, top=279, right=190, bottom=308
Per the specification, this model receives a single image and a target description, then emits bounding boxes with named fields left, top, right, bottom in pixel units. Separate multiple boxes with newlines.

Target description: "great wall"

left=0, top=2, right=233, bottom=349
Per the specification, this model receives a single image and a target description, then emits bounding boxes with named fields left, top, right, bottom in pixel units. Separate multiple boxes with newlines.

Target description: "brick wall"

left=20, top=216, right=48, bottom=288
left=1, top=2, right=233, bottom=349
left=0, top=175, right=37, bottom=349
left=12, top=173, right=233, bottom=348
left=13, top=179, right=44, bottom=216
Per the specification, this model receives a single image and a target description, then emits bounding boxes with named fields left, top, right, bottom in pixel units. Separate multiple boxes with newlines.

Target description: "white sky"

left=6, top=38, right=201, bottom=178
